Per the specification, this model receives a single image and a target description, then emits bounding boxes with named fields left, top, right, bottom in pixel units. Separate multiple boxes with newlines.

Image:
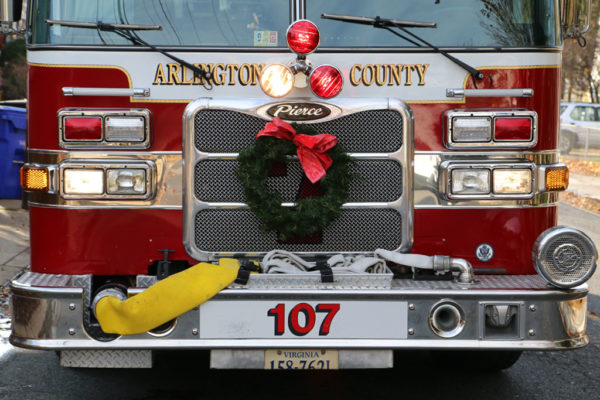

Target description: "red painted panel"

left=412, top=67, right=560, bottom=151
left=412, top=207, right=557, bottom=274
left=30, top=206, right=555, bottom=276
left=27, top=65, right=187, bottom=151
left=28, top=65, right=559, bottom=152
left=29, top=207, right=193, bottom=275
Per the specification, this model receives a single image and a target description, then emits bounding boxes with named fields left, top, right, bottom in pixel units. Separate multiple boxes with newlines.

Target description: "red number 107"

left=267, top=303, right=340, bottom=336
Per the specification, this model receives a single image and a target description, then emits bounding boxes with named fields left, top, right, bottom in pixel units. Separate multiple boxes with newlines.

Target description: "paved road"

left=0, top=202, right=598, bottom=400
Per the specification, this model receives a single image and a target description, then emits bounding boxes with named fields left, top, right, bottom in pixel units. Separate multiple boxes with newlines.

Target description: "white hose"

left=262, top=250, right=391, bottom=274
left=261, top=249, right=473, bottom=283
left=374, top=249, right=436, bottom=269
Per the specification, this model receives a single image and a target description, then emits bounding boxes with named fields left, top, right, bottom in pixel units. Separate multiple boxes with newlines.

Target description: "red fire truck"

left=3, top=0, right=598, bottom=369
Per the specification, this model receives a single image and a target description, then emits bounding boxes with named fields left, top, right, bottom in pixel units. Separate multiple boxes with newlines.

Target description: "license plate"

left=265, top=349, right=338, bottom=370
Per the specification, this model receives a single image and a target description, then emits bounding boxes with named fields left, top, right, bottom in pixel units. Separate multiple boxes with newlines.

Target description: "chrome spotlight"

left=532, top=226, right=597, bottom=288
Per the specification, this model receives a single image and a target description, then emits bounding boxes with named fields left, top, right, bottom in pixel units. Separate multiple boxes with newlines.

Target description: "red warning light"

left=310, top=65, right=343, bottom=99
left=287, top=20, right=320, bottom=55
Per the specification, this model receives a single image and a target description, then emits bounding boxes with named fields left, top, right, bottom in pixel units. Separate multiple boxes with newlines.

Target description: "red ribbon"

left=256, top=117, right=338, bottom=183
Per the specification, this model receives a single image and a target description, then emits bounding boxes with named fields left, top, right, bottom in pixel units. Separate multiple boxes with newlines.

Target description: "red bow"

left=256, top=117, right=338, bottom=183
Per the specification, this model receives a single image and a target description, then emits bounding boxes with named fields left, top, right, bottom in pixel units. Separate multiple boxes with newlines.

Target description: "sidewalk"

left=568, top=173, right=600, bottom=201
left=0, top=199, right=29, bottom=284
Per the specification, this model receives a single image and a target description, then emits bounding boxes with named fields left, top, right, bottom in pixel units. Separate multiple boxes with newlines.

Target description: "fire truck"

left=3, top=0, right=597, bottom=369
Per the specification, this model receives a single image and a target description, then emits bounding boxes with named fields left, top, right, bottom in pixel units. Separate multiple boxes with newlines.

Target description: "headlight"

left=107, top=169, right=146, bottom=195
left=533, top=226, right=597, bottom=288
left=493, top=169, right=532, bottom=194
left=63, top=169, right=104, bottom=194
left=451, top=169, right=490, bottom=195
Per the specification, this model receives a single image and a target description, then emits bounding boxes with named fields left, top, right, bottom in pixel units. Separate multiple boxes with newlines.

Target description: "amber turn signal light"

left=21, top=166, right=50, bottom=192
left=545, top=165, right=569, bottom=191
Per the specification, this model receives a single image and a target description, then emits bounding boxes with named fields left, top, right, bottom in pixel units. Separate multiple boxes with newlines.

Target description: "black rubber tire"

left=430, top=350, right=522, bottom=371
left=559, top=131, right=574, bottom=154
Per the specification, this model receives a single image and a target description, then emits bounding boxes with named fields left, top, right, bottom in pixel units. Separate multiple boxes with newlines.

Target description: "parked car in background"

left=559, top=102, right=600, bottom=153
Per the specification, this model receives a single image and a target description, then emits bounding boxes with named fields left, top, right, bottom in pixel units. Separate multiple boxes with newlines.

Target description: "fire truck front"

left=8, top=0, right=598, bottom=369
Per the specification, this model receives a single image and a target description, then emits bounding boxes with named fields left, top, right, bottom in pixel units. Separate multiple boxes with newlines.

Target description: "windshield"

left=310, top=0, right=559, bottom=48
left=31, top=0, right=291, bottom=47
left=31, top=0, right=559, bottom=48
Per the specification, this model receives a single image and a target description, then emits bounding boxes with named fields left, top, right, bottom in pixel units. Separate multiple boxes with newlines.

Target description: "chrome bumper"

left=10, top=272, right=588, bottom=350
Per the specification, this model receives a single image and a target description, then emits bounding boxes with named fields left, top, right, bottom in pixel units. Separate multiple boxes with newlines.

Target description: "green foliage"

left=1, top=38, right=27, bottom=99
left=236, top=125, right=354, bottom=240
left=1, top=38, right=25, bottom=66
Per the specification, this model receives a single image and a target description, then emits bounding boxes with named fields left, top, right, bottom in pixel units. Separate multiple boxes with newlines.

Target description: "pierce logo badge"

left=266, top=103, right=332, bottom=121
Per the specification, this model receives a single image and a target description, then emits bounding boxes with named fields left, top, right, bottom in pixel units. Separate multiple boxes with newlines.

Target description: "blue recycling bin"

left=0, top=106, right=26, bottom=199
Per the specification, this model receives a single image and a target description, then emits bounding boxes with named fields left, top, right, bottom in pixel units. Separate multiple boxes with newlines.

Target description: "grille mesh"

left=194, top=109, right=403, bottom=153
left=194, top=209, right=402, bottom=253
left=194, top=159, right=402, bottom=203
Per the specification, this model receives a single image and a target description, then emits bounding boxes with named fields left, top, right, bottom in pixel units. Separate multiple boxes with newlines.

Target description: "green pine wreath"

left=235, top=124, right=354, bottom=240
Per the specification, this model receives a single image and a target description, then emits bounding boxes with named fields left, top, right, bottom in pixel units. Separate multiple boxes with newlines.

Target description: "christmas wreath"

left=236, top=117, right=354, bottom=240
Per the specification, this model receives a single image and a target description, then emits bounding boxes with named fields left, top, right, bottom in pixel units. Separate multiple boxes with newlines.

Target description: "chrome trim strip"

left=27, top=44, right=562, bottom=53
left=24, top=149, right=562, bottom=209
left=295, top=0, right=305, bottom=20
left=182, top=97, right=414, bottom=261
left=58, top=108, right=151, bottom=150
left=11, top=337, right=588, bottom=351
left=414, top=151, right=561, bottom=208
left=446, top=89, right=534, bottom=98
left=62, top=87, right=150, bottom=97
left=445, top=109, right=538, bottom=149
left=28, top=149, right=183, bottom=156
left=25, top=150, right=182, bottom=209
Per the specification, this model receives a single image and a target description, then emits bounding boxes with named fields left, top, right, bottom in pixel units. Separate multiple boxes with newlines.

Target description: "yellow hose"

left=95, top=258, right=240, bottom=335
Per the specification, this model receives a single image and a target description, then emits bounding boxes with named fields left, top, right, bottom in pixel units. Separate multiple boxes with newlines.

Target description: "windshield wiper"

left=46, top=20, right=213, bottom=89
left=321, top=13, right=483, bottom=80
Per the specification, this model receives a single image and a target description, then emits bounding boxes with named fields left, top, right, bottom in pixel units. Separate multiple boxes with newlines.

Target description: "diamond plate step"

left=59, top=350, right=152, bottom=368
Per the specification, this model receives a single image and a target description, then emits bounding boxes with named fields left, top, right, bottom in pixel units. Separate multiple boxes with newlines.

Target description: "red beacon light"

left=287, top=20, right=320, bottom=55
left=310, top=65, right=343, bottom=99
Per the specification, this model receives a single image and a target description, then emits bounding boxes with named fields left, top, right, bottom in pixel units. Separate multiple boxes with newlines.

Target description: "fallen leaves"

left=561, top=156, right=600, bottom=177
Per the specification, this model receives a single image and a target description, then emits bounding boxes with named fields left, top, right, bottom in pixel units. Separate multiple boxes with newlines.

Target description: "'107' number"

left=267, top=303, right=340, bottom=336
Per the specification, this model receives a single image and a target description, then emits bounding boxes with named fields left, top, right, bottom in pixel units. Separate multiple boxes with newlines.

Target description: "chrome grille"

left=194, top=159, right=402, bottom=203
left=194, top=109, right=403, bottom=153
left=184, top=98, right=413, bottom=261
left=194, top=209, right=402, bottom=253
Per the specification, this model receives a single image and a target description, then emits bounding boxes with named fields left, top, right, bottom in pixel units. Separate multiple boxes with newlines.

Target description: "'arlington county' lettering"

left=349, top=64, right=429, bottom=87
left=153, top=63, right=265, bottom=86
left=152, top=63, right=430, bottom=87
